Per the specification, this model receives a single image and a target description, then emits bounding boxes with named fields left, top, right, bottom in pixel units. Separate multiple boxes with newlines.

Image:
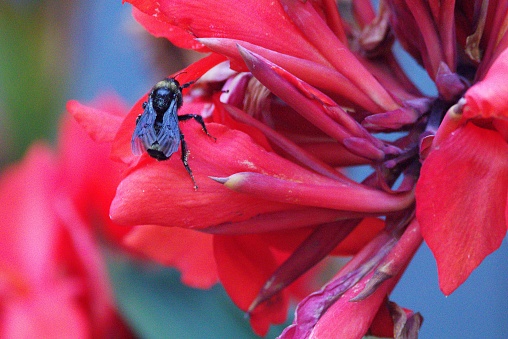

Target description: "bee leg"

left=178, top=114, right=216, bottom=141
left=180, top=132, right=198, bottom=190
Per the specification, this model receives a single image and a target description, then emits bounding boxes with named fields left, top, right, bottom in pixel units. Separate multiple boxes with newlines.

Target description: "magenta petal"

left=224, top=104, right=345, bottom=180
left=279, top=0, right=399, bottom=111
left=343, top=137, right=385, bottom=160
left=279, top=254, right=396, bottom=339
left=435, top=62, right=466, bottom=101
left=199, top=37, right=382, bottom=111
left=237, top=46, right=389, bottom=160
left=362, top=106, right=422, bottom=131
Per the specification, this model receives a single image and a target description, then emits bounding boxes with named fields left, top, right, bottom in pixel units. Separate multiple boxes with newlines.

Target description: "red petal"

left=464, top=48, right=508, bottom=120
left=224, top=104, right=345, bottom=180
left=54, top=196, right=129, bottom=338
left=111, top=124, right=312, bottom=228
left=209, top=208, right=370, bottom=235
left=416, top=123, right=508, bottom=295
left=213, top=234, right=288, bottom=336
left=247, top=220, right=362, bottom=314
left=237, top=46, right=390, bottom=160
left=132, top=8, right=208, bottom=51
left=127, top=0, right=323, bottom=62
left=123, top=226, right=218, bottom=288
left=332, top=217, right=386, bottom=255
left=0, top=145, right=129, bottom=338
left=62, top=99, right=133, bottom=244
left=66, top=97, right=125, bottom=143
left=368, top=299, right=394, bottom=338
left=2, top=292, right=89, bottom=338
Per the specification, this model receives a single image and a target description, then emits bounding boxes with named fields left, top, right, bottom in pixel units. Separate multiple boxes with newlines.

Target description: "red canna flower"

left=70, top=0, right=508, bottom=337
left=416, top=48, right=508, bottom=296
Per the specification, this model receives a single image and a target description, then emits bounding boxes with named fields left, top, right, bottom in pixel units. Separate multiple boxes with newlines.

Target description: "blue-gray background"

left=1, top=1, right=507, bottom=338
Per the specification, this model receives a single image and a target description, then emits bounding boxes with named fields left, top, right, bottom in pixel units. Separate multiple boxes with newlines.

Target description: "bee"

left=131, top=77, right=215, bottom=189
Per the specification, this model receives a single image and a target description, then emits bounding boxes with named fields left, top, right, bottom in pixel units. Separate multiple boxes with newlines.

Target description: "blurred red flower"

left=0, top=98, right=134, bottom=337
left=69, top=0, right=508, bottom=337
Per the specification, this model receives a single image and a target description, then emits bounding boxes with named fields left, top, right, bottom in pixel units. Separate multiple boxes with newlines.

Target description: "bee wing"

left=157, top=100, right=181, bottom=158
left=131, top=102, right=158, bottom=155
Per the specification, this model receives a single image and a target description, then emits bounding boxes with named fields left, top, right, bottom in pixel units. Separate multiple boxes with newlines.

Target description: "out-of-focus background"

left=1, top=1, right=507, bottom=338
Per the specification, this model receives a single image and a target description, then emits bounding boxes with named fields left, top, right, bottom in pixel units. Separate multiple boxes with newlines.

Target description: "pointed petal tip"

left=236, top=44, right=258, bottom=66
left=196, top=37, right=239, bottom=57
left=195, top=37, right=217, bottom=44
left=208, top=176, right=228, bottom=184
left=343, top=137, right=385, bottom=160
left=210, top=172, right=250, bottom=189
left=236, top=44, right=269, bottom=71
left=235, top=43, right=250, bottom=56
left=246, top=294, right=264, bottom=315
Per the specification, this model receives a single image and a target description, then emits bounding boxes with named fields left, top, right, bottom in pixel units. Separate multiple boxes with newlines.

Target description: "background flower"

left=0, top=137, right=132, bottom=338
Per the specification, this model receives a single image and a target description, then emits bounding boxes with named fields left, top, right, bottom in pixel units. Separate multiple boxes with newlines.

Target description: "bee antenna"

left=171, top=71, right=196, bottom=89
left=173, top=71, right=187, bottom=80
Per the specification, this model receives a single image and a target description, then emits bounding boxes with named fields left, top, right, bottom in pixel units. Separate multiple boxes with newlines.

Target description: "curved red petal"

left=123, top=226, right=218, bottom=289
left=66, top=99, right=125, bottom=143
left=217, top=171, right=414, bottom=213
left=126, top=0, right=323, bottom=62
left=199, top=38, right=382, bottom=111
left=62, top=97, right=134, bottom=244
left=132, top=8, right=208, bottom=51
left=416, top=123, right=508, bottom=295
left=279, top=0, right=399, bottom=111
left=464, top=48, right=508, bottom=120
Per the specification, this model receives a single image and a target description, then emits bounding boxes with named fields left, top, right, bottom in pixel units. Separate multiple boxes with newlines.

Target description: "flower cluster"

left=69, top=0, right=508, bottom=337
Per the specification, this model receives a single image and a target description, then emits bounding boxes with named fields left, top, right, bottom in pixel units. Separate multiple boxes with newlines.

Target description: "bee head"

left=150, top=78, right=183, bottom=113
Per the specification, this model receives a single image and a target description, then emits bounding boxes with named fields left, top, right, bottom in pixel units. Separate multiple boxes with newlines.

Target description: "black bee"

left=131, top=77, right=214, bottom=189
